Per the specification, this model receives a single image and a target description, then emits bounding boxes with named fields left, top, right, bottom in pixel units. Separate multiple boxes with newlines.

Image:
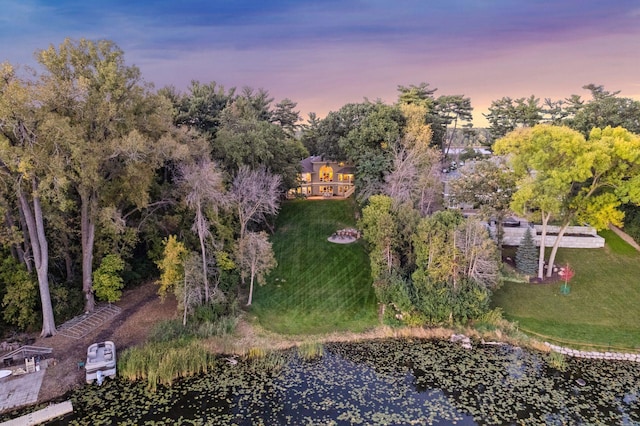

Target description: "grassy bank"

left=251, top=199, right=377, bottom=335
left=492, top=230, right=640, bottom=351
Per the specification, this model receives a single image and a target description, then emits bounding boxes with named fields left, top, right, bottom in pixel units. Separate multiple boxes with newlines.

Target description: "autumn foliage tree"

left=496, top=124, right=640, bottom=278
left=156, top=235, right=188, bottom=300
left=384, top=103, right=441, bottom=215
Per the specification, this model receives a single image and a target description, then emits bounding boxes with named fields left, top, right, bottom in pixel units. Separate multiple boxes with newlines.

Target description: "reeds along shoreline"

left=118, top=340, right=214, bottom=391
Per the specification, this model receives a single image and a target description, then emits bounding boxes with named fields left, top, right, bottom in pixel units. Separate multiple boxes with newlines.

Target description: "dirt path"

left=34, top=281, right=178, bottom=403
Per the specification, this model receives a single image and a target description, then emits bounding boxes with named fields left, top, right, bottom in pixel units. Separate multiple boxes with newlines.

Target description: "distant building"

left=288, top=156, right=355, bottom=198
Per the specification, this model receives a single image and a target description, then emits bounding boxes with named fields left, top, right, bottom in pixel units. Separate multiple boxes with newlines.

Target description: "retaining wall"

left=545, top=342, right=640, bottom=362
left=500, top=225, right=605, bottom=248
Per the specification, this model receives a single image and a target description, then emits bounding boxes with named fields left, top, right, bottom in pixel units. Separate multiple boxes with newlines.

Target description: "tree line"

left=1, top=37, right=640, bottom=335
left=0, top=39, right=303, bottom=336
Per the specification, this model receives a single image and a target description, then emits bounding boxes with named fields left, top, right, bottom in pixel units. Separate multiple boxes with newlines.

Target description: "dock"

left=0, top=401, right=73, bottom=426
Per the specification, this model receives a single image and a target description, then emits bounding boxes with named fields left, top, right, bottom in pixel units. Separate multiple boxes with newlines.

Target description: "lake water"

left=35, top=339, right=640, bottom=424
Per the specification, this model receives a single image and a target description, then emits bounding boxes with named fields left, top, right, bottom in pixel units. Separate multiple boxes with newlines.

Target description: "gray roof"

left=336, top=166, right=355, bottom=174
left=300, top=155, right=322, bottom=173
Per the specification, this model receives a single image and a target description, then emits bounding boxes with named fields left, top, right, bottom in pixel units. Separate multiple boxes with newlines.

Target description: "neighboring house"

left=444, top=158, right=605, bottom=249
left=288, top=156, right=355, bottom=198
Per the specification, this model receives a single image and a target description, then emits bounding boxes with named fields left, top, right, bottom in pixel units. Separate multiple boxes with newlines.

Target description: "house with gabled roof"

left=288, top=156, right=355, bottom=198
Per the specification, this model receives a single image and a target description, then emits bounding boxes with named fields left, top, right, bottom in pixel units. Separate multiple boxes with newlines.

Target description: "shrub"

left=149, top=319, right=189, bottom=343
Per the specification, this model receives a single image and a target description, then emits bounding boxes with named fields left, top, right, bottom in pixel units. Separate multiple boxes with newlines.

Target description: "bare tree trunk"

left=81, top=191, right=96, bottom=312
left=18, top=186, right=56, bottom=337
left=194, top=200, right=210, bottom=302
left=546, top=222, right=570, bottom=278
left=452, top=232, right=458, bottom=291
left=537, top=212, right=551, bottom=280
left=494, top=211, right=507, bottom=254
left=444, top=118, right=458, bottom=158
left=198, top=232, right=209, bottom=302
left=183, top=274, right=188, bottom=326
left=247, top=272, right=255, bottom=306
left=16, top=202, right=33, bottom=273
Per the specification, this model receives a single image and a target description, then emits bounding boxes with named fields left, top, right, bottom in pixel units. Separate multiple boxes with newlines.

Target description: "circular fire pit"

left=328, top=228, right=360, bottom=244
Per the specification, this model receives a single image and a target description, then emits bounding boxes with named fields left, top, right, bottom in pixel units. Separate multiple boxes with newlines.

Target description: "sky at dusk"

left=1, top=0, right=639, bottom=127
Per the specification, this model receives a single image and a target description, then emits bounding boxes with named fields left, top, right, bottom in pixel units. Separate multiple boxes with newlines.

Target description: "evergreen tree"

left=515, top=227, right=538, bottom=276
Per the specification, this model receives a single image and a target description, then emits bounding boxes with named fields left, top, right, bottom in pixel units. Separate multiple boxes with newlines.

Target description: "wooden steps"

left=57, top=304, right=122, bottom=339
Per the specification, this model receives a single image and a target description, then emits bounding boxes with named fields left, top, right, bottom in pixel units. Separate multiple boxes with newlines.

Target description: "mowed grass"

left=251, top=199, right=378, bottom=335
left=492, top=230, right=640, bottom=351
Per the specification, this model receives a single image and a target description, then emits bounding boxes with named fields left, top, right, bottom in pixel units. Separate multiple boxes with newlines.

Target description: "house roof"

left=337, top=166, right=355, bottom=174
left=300, top=155, right=322, bottom=173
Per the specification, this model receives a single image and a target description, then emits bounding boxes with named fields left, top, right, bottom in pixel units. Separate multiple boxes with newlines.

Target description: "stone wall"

left=500, top=225, right=605, bottom=248
left=545, top=342, right=640, bottom=362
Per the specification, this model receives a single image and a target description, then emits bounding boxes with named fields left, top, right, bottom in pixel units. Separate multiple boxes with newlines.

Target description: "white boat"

left=85, top=341, right=116, bottom=384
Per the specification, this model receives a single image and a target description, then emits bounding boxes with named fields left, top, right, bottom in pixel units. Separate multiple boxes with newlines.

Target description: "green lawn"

left=251, top=199, right=378, bottom=335
left=492, top=230, right=640, bottom=351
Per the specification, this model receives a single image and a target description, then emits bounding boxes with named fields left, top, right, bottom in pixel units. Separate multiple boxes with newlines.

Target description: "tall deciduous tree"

left=37, top=38, right=173, bottom=311
left=179, top=159, right=228, bottom=302
left=0, top=63, right=59, bottom=336
left=413, top=210, right=465, bottom=289
left=494, top=125, right=595, bottom=279
left=156, top=235, right=187, bottom=300
left=543, top=126, right=640, bottom=276
left=308, top=102, right=377, bottom=160
left=180, top=252, right=206, bottom=326
left=493, top=124, right=637, bottom=279
left=413, top=211, right=499, bottom=292
left=214, top=96, right=306, bottom=188
left=156, top=238, right=205, bottom=326
left=455, top=217, right=500, bottom=289
left=340, top=103, right=405, bottom=202
left=384, top=103, right=441, bottom=215
left=237, top=231, right=276, bottom=306
left=230, top=165, right=282, bottom=240
left=411, top=211, right=495, bottom=324
left=359, top=195, right=399, bottom=279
